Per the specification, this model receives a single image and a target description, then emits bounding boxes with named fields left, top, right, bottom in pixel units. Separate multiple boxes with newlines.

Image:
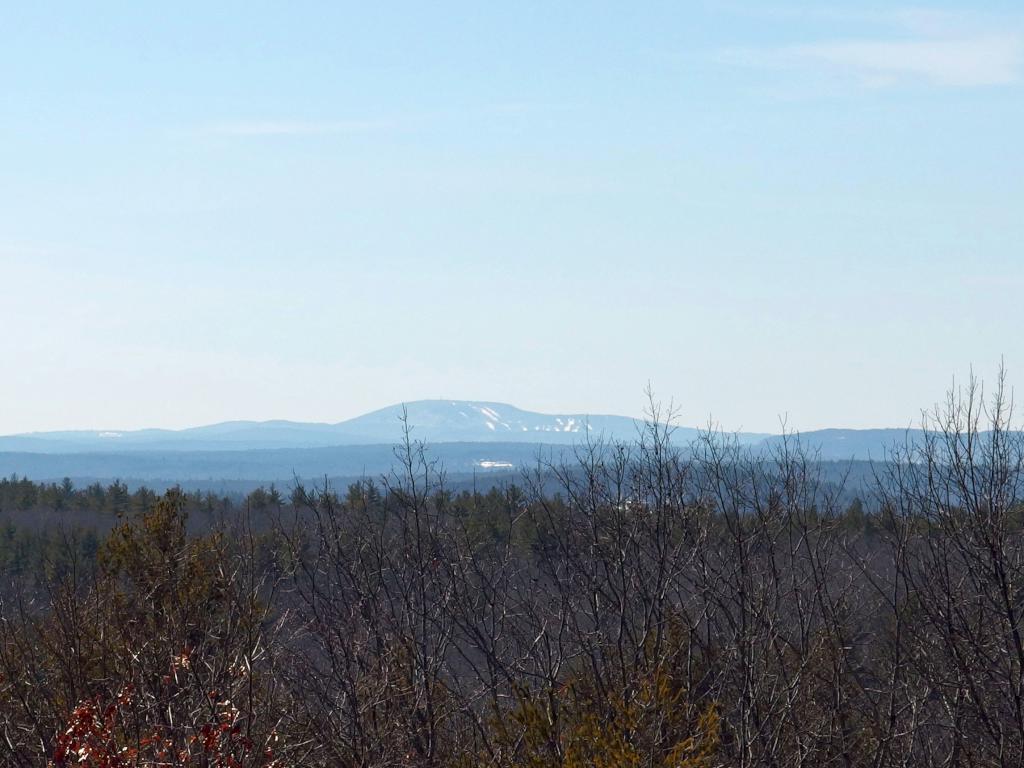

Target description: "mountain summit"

left=343, top=400, right=650, bottom=443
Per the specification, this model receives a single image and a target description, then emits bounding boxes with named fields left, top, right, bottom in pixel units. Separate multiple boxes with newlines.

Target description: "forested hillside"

left=2, top=382, right=1024, bottom=767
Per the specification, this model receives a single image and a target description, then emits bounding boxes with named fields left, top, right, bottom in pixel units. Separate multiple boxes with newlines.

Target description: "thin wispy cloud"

left=893, top=8, right=975, bottom=36
left=206, top=120, right=390, bottom=137
left=721, top=9, right=1023, bottom=89
left=791, top=35, right=1021, bottom=87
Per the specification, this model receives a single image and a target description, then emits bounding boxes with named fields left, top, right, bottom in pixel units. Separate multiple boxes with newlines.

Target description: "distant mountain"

left=341, top=401, right=656, bottom=444
left=0, top=402, right=934, bottom=491
left=0, top=400, right=680, bottom=454
left=757, top=428, right=920, bottom=461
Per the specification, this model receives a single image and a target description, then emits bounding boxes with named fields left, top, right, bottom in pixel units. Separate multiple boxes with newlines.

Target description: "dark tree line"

left=2, top=376, right=1024, bottom=767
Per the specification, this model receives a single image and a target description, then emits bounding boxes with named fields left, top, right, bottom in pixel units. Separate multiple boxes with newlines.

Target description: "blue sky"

left=2, top=1, right=1022, bottom=434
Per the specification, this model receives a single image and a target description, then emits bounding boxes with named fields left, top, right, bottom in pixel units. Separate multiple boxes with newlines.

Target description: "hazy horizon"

left=0, top=393, right=968, bottom=437
left=4, top=2, right=1022, bottom=434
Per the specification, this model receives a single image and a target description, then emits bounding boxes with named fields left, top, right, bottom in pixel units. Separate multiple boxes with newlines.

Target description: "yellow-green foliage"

left=496, top=667, right=719, bottom=768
